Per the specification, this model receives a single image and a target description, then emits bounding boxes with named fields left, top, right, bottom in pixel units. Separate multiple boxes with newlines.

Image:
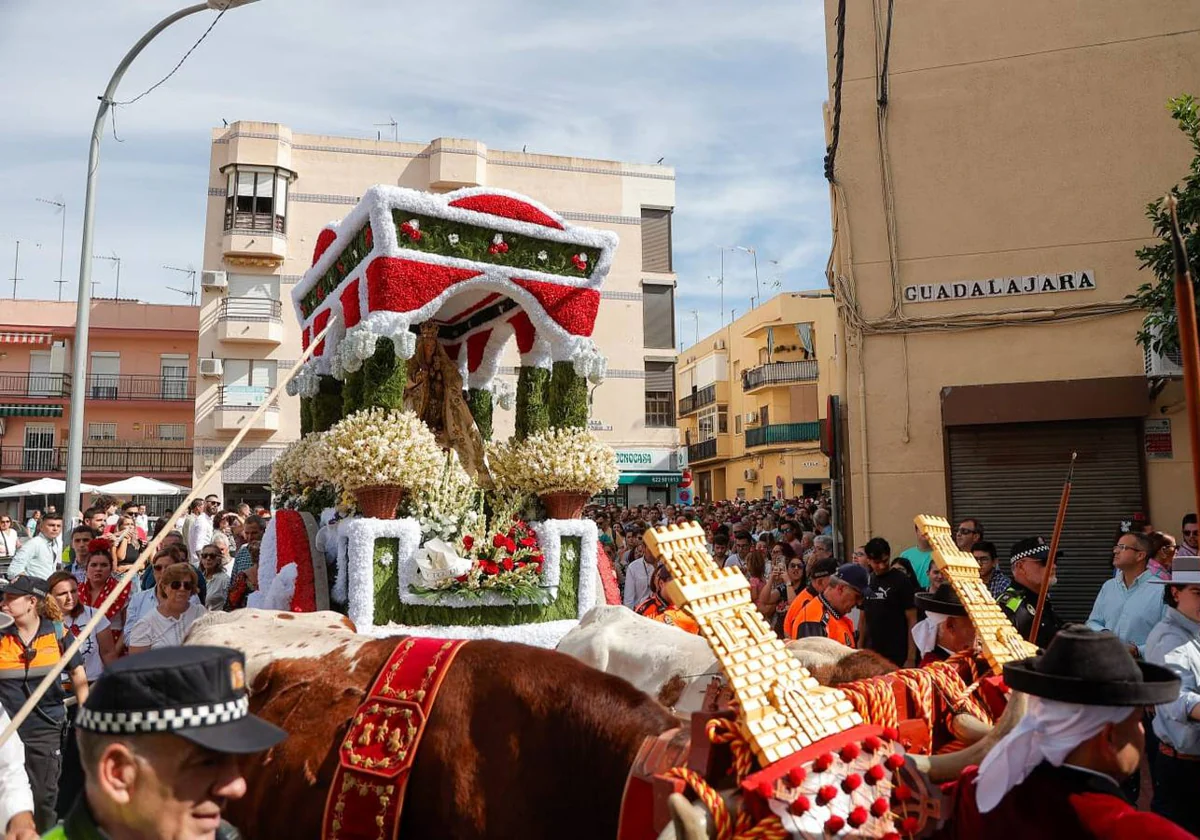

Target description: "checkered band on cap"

left=77, top=696, right=250, bottom=735
left=1011, top=546, right=1049, bottom=563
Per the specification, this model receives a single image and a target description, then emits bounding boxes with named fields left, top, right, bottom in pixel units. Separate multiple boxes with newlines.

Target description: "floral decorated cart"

left=265, top=186, right=623, bottom=646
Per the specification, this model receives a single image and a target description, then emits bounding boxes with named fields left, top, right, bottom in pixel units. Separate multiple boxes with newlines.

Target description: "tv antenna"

left=163, top=265, right=198, bottom=304
left=374, top=117, right=398, bottom=142
left=92, top=253, right=122, bottom=299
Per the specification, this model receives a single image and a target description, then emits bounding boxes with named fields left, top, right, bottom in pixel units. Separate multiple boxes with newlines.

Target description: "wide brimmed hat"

left=915, top=583, right=966, bottom=617
left=1150, top=556, right=1200, bottom=585
left=1003, top=625, right=1180, bottom=706
left=78, top=645, right=286, bottom=754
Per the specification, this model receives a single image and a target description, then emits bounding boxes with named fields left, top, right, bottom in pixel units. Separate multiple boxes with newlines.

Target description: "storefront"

left=615, top=448, right=682, bottom=506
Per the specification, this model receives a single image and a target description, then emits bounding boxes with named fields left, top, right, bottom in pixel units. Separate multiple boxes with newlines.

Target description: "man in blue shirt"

left=1086, top=530, right=1164, bottom=658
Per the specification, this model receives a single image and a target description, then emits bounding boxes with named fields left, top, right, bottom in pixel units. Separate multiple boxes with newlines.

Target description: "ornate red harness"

left=322, top=637, right=466, bottom=840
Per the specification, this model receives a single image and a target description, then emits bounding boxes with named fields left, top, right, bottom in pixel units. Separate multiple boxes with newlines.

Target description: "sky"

left=0, top=0, right=832, bottom=343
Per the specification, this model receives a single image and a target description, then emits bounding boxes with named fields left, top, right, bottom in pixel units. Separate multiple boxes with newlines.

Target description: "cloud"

left=0, top=0, right=830, bottom=338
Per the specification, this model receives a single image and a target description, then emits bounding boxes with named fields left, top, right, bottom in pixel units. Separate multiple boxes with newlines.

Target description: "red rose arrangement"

left=413, top=517, right=545, bottom=601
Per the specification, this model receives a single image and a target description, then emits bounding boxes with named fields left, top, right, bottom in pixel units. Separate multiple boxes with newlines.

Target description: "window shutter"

left=641, top=209, right=673, bottom=273
left=644, top=361, right=675, bottom=393
left=642, top=284, right=676, bottom=349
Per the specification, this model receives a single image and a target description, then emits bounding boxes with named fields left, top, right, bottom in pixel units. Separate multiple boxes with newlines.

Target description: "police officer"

left=998, top=536, right=1064, bottom=649
left=45, top=646, right=286, bottom=840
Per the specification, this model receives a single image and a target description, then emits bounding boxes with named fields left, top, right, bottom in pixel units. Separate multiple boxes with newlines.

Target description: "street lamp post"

left=64, top=0, right=259, bottom=519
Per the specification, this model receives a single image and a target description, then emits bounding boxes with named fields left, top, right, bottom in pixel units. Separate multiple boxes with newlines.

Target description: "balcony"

left=687, top=436, right=729, bottom=465
left=84, top=374, right=195, bottom=402
left=745, top=421, right=822, bottom=449
left=742, top=360, right=819, bottom=392
left=0, top=446, right=191, bottom=476
left=0, top=373, right=70, bottom=399
left=678, top=380, right=729, bottom=417
left=213, top=385, right=280, bottom=433
left=217, top=297, right=285, bottom=345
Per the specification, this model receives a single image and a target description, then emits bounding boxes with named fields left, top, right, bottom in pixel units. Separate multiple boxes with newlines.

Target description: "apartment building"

left=823, top=0, right=1200, bottom=617
left=0, top=300, right=197, bottom=513
left=195, top=122, right=680, bottom=506
left=675, top=292, right=839, bottom=503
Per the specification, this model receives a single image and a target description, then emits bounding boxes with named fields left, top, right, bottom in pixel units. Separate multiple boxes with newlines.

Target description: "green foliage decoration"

left=548, top=361, right=589, bottom=429
left=515, top=366, right=551, bottom=441
left=361, top=338, right=408, bottom=411
left=342, top=368, right=364, bottom=416
left=467, top=388, right=494, bottom=440
left=310, top=376, right=344, bottom=433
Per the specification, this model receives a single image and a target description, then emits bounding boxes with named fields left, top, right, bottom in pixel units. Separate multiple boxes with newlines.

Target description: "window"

left=89, top=352, right=120, bottom=399
left=735, top=414, right=743, bottom=435
left=88, top=423, right=117, bottom=441
left=698, top=405, right=728, bottom=441
left=160, top=355, right=189, bottom=401
left=157, top=424, right=187, bottom=442
left=644, top=361, right=675, bottom=428
left=221, top=359, right=277, bottom=406
left=642, top=284, right=676, bottom=349
left=718, top=406, right=728, bottom=434
left=222, top=165, right=291, bottom=234
left=641, top=208, right=673, bottom=273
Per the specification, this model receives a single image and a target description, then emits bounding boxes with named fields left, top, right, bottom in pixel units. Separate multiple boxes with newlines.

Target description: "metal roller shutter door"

left=948, top=419, right=1143, bottom=622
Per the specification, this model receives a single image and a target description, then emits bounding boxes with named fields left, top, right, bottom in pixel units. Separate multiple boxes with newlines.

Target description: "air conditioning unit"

left=743, top=468, right=758, bottom=481
left=1144, top=325, right=1184, bottom=378
left=201, top=270, right=228, bottom=290
left=744, top=411, right=760, bottom=425
left=199, top=358, right=224, bottom=378
left=714, top=339, right=726, bottom=350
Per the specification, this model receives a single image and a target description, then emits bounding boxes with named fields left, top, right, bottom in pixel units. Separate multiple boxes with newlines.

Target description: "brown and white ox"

left=186, top=610, right=677, bottom=840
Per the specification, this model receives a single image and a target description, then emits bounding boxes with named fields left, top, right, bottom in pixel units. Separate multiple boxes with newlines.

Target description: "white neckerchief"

left=975, top=696, right=1131, bottom=813
left=912, top=613, right=948, bottom=656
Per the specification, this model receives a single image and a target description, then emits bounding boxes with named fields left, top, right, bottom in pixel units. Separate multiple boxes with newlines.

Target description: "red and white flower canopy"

left=289, top=186, right=618, bottom=397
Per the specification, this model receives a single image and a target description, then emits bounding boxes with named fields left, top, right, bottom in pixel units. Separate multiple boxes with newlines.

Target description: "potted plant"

left=488, top=427, right=619, bottom=519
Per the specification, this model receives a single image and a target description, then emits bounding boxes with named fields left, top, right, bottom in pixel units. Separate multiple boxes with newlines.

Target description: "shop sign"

left=615, top=449, right=675, bottom=473
left=1145, top=418, right=1173, bottom=460
left=904, top=270, right=1095, bottom=304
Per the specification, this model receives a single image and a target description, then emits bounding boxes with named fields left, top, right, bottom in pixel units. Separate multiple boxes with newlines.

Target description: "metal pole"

left=65, top=2, right=214, bottom=521
left=751, top=248, right=760, bottom=303
left=115, top=257, right=121, bottom=299
left=58, top=208, right=66, bottom=301
left=10, top=241, right=18, bottom=299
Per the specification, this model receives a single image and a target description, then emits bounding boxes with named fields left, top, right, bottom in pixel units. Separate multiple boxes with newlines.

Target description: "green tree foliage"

left=515, top=366, right=551, bottom=441
left=548, top=361, right=588, bottom=429
left=1132, top=95, right=1200, bottom=357
left=467, top=388, right=494, bottom=440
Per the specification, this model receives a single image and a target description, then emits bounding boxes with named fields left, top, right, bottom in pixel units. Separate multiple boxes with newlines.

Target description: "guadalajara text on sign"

left=903, top=270, right=1095, bottom=304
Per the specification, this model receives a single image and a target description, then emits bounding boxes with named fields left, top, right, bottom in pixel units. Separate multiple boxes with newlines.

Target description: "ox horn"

left=657, top=793, right=712, bottom=840
left=948, top=712, right=991, bottom=745
left=910, top=690, right=1027, bottom=782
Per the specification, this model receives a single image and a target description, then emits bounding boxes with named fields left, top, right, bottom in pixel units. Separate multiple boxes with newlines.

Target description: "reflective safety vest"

left=787, top=592, right=855, bottom=647
left=0, top=618, right=72, bottom=733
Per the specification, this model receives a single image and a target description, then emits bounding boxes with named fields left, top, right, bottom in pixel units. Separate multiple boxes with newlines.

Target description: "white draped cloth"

left=975, top=695, right=1132, bottom=812
left=911, top=613, right=948, bottom=656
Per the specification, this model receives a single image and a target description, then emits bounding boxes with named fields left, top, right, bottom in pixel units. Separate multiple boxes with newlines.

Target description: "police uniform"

left=44, top=646, right=286, bottom=840
left=998, top=538, right=1063, bottom=650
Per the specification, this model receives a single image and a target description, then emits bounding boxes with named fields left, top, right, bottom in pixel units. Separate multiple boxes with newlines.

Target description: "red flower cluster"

left=473, top=518, right=543, bottom=577
left=570, top=253, right=588, bottom=272
left=364, top=226, right=373, bottom=249
left=399, top=221, right=423, bottom=242
left=488, top=240, right=510, bottom=255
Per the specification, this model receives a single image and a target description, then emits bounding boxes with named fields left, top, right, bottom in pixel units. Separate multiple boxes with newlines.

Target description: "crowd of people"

left=587, top=496, right=1200, bottom=835
left=0, top=493, right=273, bottom=835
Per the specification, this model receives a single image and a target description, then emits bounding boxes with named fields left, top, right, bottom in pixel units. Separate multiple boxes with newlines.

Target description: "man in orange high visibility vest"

left=788, top=564, right=869, bottom=647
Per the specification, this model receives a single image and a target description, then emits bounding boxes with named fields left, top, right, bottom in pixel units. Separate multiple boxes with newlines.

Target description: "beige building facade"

left=823, top=1, right=1200, bottom=617
left=195, top=122, right=680, bottom=506
left=676, top=292, right=839, bottom=504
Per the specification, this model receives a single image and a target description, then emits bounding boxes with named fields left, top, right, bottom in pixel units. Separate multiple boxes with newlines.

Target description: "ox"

left=187, top=610, right=677, bottom=840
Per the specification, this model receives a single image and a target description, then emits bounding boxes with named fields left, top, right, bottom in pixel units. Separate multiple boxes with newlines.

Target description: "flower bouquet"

left=270, top=433, right=338, bottom=511
left=488, top=427, right=619, bottom=519
left=399, top=451, right=482, bottom=543
left=408, top=517, right=547, bottom=603
left=319, top=407, right=445, bottom=519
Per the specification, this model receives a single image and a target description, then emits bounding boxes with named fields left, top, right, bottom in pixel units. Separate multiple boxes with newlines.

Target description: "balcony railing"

left=84, top=374, right=195, bottom=402
left=745, top=421, right=822, bottom=448
left=0, top=446, right=191, bottom=475
left=0, top=373, right=71, bottom=398
left=218, top=385, right=279, bottom=409
left=219, top=297, right=283, bottom=321
left=742, top=360, right=819, bottom=391
left=679, top=383, right=717, bottom=417
left=687, top=438, right=718, bottom=464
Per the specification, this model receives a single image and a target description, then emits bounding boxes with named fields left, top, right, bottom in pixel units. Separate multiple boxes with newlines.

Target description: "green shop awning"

left=618, top=472, right=683, bottom=486
left=0, top=405, right=63, bottom=417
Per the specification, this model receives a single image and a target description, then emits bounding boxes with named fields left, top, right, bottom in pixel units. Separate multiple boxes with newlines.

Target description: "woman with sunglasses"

left=757, top=542, right=804, bottom=636
left=200, top=544, right=231, bottom=611
left=127, top=564, right=205, bottom=654
left=76, top=544, right=129, bottom=646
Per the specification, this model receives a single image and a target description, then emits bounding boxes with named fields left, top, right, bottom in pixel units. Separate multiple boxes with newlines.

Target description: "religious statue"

left=403, top=321, right=493, bottom=487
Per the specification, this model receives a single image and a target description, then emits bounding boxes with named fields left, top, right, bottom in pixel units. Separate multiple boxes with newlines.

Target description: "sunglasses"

left=956, top=527, right=977, bottom=535
left=201, top=552, right=220, bottom=559
left=788, top=563, right=803, bottom=570
left=168, top=581, right=194, bottom=591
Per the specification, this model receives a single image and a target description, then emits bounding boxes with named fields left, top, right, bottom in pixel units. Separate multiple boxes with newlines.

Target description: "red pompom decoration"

left=87, top=538, right=113, bottom=555
left=756, top=781, right=773, bottom=800
left=870, top=797, right=889, bottom=817
left=788, top=795, right=810, bottom=816
left=883, top=834, right=901, bottom=840
left=813, top=752, right=834, bottom=772
left=892, top=784, right=913, bottom=802
left=817, top=785, right=838, bottom=805
left=787, top=766, right=807, bottom=787
left=840, top=743, right=861, bottom=763
left=865, top=764, right=886, bottom=784
left=863, top=735, right=883, bottom=752
left=885, top=753, right=906, bottom=771
left=882, top=727, right=900, bottom=741
left=899, top=816, right=920, bottom=835
left=847, top=807, right=869, bottom=828
left=824, top=815, right=845, bottom=834
left=841, top=773, right=862, bottom=793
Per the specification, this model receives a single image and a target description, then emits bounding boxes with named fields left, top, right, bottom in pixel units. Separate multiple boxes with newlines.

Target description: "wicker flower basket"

left=539, top=490, right=592, bottom=520
left=353, top=484, right=406, bottom=520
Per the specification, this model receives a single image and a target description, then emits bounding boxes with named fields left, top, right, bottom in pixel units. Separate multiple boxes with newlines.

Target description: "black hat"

left=78, top=646, right=286, bottom=754
left=833, top=563, right=872, bottom=596
left=1003, top=625, right=1180, bottom=706
left=915, top=583, right=966, bottom=617
left=1008, top=536, right=1066, bottom=564
left=810, top=557, right=838, bottom=580
left=2, top=576, right=48, bottom=599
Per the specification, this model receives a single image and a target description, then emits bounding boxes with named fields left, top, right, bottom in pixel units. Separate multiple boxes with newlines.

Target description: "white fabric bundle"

left=911, top=613, right=948, bottom=656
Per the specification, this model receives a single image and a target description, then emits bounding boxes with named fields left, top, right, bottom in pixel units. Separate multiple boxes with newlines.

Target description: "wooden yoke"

left=644, top=523, right=861, bottom=767
left=914, top=515, right=1037, bottom=674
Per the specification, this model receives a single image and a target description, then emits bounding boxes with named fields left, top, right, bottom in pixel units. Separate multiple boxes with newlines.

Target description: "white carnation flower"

left=537, top=250, right=548, bottom=262
left=393, top=328, right=417, bottom=360
left=448, top=233, right=460, bottom=245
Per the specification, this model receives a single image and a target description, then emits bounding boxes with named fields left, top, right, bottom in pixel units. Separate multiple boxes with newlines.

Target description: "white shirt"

left=7, top=535, right=57, bottom=580
left=63, top=607, right=110, bottom=682
left=0, top=707, right=33, bottom=831
left=623, top=557, right=653, bottom=608
left=187, top=513, right=213, bottom=564
left=124, top=589, right=200, bottom=642
left=0, top=530, right=18, bottom=560
left=723, top=553, right=743, bottom=570
left=135, top=513, right=149, bottom=535
left=128, top=603, right=207, bottom=650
